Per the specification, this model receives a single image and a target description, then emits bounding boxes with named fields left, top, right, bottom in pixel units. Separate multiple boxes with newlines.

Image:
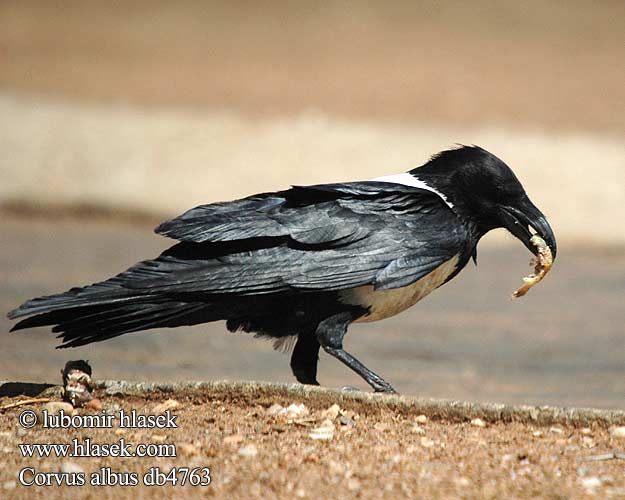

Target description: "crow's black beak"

left=500, top=199, right=557, bottom=259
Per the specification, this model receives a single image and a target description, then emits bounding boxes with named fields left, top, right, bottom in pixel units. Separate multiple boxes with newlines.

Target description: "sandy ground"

left=2, top=218, right=624, bottom=410
left=1, top=381, right=625, bottom=499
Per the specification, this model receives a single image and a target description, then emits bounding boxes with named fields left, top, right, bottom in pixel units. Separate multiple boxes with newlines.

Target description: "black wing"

left=145, top=181, right=470, bottom=294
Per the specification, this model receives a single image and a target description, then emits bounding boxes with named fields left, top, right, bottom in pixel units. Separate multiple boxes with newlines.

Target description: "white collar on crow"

left=372, top=173, right=454, bottom=208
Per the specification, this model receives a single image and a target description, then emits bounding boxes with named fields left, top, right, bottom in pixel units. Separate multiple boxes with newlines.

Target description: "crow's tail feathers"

left=7, top=285, right=210, bottom=348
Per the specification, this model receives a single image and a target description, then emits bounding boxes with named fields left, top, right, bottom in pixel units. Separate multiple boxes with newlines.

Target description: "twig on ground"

left=0, top=397, right=52, bottom=411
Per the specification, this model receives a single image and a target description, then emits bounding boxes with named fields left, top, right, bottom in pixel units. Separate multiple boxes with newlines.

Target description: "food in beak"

left=511, top=235, right=554, bottom=299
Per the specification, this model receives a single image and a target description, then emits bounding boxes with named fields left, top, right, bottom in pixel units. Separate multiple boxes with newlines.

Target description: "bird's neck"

left=406, top=169, right=488, bottom=244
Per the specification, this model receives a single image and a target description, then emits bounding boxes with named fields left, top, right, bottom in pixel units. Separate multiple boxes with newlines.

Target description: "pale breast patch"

left=340, top=255, right=460, bottom=323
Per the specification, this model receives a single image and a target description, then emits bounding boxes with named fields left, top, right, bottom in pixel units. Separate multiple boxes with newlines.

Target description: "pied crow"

left=7, top=145, right=556, bottom=393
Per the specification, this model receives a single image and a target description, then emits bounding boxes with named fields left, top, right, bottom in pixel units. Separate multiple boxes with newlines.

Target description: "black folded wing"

left=146, top=181, right=470, bottom=294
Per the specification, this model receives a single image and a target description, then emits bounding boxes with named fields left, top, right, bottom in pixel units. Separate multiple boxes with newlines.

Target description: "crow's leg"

left=315, top=312, right=397, bottom=394
left=290, top=333, right=320, bottom=385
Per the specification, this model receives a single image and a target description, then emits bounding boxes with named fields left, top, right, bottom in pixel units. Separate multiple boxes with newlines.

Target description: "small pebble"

left=304, top=453, right=320, bottom=463
left=267, top=403, right=310, bottom=418
left=238, top=444, right=258, bottom=457
left=347, top=478, right=361, bottom=491
left=150, top=434, right=167, bottom=443
left=581, top=436, right=596, bottom=448
left=223, top=434, right=244, bottom=446
left=321, top=404, right=341, bottom=420
left=343, top=410, right=358, bottom=420
left=610, top=426, right=625, bottom=439
left=152, top=399, right=179, bottom=414
left=501, top=454, right=515, bottom=463
left=178, top=442, right=199, bottom=456
left=3, top=481, right=16, bottom=490
left=265, top=404, right=284, bottom=416
left=580, top=427, right=592, bottom=435
left=420, top=437, right=435, bottom=448
left=283, top=403, right=309, bottom=418
left=415, top=415, right=428, bottom=424
left=60, top=461, right=84, bottom=474
left=338, top=415, right=355, bottom=427
left=410, top=424, right=425, bottom=435
left=549, top=426, right=563, bottom=434
left=43, top=401, right=75, bottom=417
left=309, top=419, right=334, bottom=440
left=581, top=476, right=602, bottom=491
left=471, top=418, right=486, bottom=428
left=106, top=403, right=121, bottom=414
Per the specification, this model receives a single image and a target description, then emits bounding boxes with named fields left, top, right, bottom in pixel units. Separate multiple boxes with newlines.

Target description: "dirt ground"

left=1, top=381, right=625, bottom=499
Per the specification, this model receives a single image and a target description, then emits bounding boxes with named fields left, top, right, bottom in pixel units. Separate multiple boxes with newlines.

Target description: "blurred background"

left=1, top=0, right=624, bottom=408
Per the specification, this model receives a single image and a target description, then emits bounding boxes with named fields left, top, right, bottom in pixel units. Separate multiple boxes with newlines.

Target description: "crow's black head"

left=413, top=145, right=557, bottom=258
